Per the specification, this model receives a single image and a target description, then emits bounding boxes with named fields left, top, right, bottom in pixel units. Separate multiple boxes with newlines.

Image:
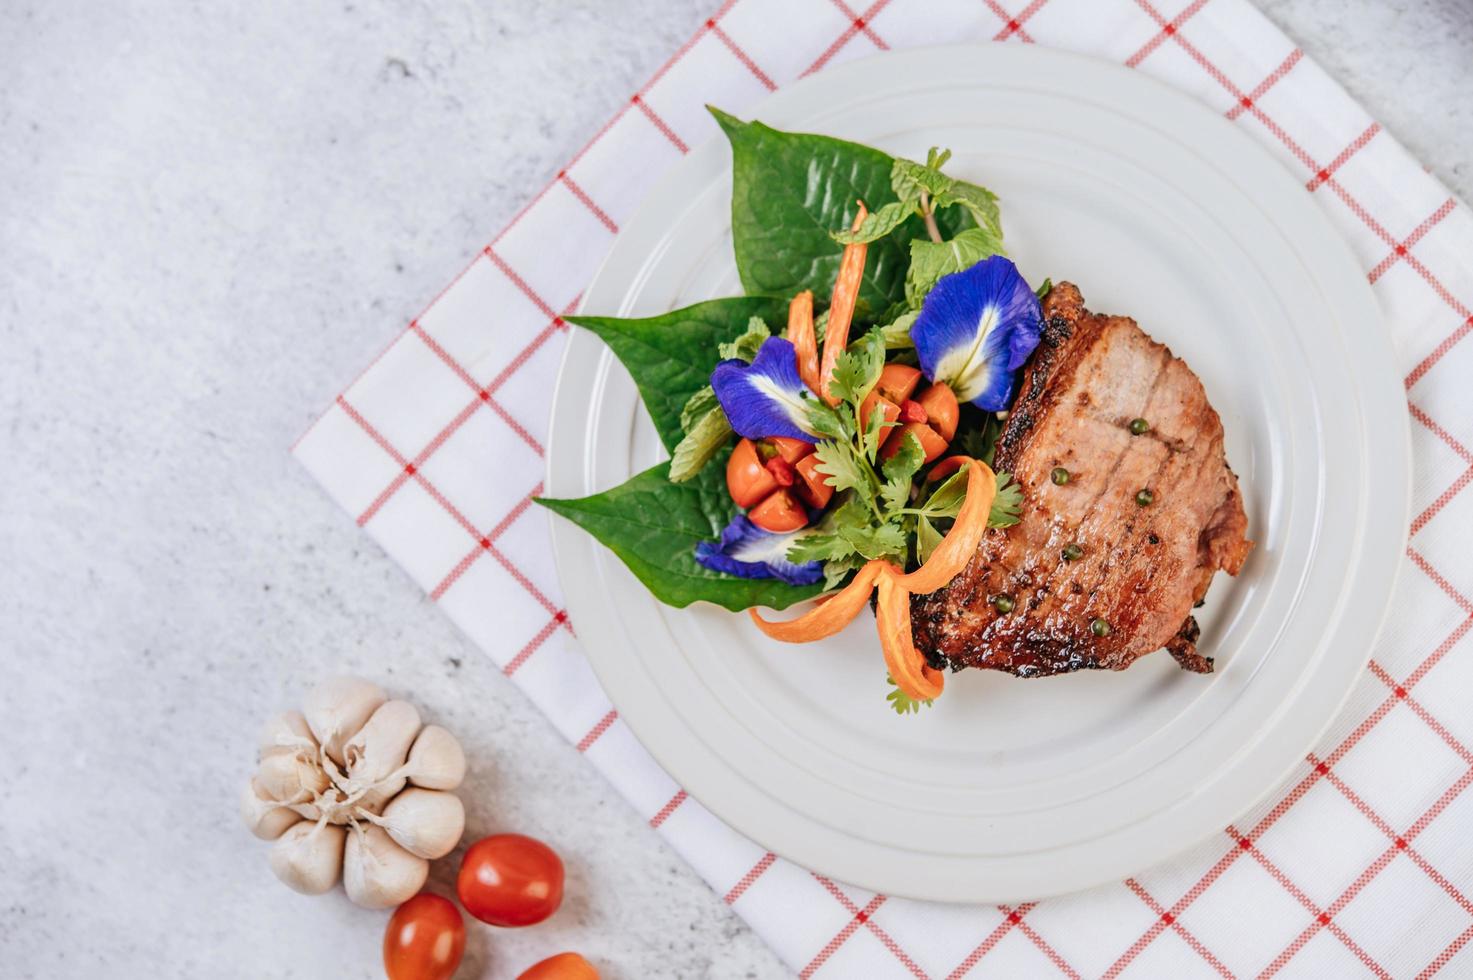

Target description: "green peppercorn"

left=1062, top=543, right=1083, bottom=561
left=1128, top=417, right=1150, bottom=435
left=1135, top=488, right=1154, bottom=507
left=993, top=594, right=1015, bottom=614
left=1091, top=618, right=1112, bottom=637
left=1050, top=466, right=1070, bottom=485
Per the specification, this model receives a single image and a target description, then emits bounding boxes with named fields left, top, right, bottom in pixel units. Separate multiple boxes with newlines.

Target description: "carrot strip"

left=897, top=459, right=996, bottom=595
left=818, top=203, right=869, bottom=405
left=748, top=560, right=885, bottom=643
left=786, top=290, right=820, bottom=394
left=876, top=565, right=944, bottom=701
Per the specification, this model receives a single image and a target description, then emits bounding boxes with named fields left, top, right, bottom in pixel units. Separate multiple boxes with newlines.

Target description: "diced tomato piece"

left=765, top=456, right=797, bottom=487
left=858, top=390, right=900, bottom=434
left=898, top=399, right=928, bottom=425
left=876, top=363, right=922, bottom=404
left=727, top=438, right=778, bottom=508
left=881, top=421, right=949, bottom=464
left=794, top=454, right=834, bottom=509
left=764, top=436, right=813, bottom=464
left=748, top=489, right=808, bottom=532
left=916, top=383, right=959, bottom=442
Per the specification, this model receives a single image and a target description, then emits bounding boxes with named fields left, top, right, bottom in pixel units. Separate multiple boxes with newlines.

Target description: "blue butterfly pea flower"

left=710, top=337, right=817, bottom=443
left=910, top=255, right=1043, bottom=411
left=694, top=514, right=823, bottom=586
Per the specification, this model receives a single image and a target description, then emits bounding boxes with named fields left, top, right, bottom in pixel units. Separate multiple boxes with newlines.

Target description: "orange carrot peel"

left=786, top=290, right=821, bottom=394
left=818, top=203, right=869, bottom=405
left=747, top=457, right=997, bottom=703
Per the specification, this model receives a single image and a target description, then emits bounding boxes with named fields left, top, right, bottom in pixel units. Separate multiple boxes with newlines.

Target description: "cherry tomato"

left=383, top=893, right=465, bottom=980
left=748, top=488, right=807, bottom=532
left=794, top=454, right=833, bottom=509
left=457, top=834, right=565, bottom=927
left=915, top=383, right=959, bottom=441
left=876, top=363, right=923, bottom=404
left=882, top=420, right=949, bottom=463
left=726, top=438, right=778, bottom=508
left=517, top=952, right=600, bottom=980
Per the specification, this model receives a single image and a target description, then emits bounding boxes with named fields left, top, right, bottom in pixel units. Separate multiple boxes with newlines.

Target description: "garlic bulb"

left=343, top=824, right=428, bottom=909
left=241, top=676, right=467, bottom=907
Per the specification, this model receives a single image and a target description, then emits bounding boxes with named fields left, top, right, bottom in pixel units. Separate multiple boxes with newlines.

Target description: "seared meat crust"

left=910, top=282, right=1251, bottom=677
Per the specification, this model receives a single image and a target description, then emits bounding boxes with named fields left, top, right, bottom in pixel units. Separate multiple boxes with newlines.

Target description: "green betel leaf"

left=905, top=227, right=1006, bottom=309
left=710, top=108, right=967, bottom=314
left=537, top=460, right=821, bottom=612
left=567, top=295, right=788, bottom=451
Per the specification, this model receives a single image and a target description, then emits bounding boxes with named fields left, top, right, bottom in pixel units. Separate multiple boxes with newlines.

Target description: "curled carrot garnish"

left=786, top=290, right=820, bottom=394
left=876, top=564, right=945, bottom=701
left=818, top=203, right=869, bottom=405
left=897, top=458, right=996, bottom=595
left=747, top=560, right=885, bottom=642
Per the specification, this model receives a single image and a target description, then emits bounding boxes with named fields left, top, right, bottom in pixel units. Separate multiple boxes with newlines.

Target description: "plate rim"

left=545, top=43, right=1412, bottom=902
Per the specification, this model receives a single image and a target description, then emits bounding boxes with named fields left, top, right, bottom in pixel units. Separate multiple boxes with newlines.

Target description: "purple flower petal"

left=710, top=337, right=817, bottom=442
left=910, top=255, right=1043, bottom=411
left=694, top=514, right=823, bottom=585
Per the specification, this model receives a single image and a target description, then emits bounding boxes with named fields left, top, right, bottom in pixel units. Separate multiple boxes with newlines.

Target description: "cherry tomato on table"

left=383, top=893, right=465, bottom=980
left=517, top=952, right=600, bottom=980
left=456, top=833, right=565, bottom=927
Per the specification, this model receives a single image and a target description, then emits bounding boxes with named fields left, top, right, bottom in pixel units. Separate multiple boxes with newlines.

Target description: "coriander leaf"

left=916, top=515, right=944, bottom=565
left=828, top=328, right=886, bottom=406
left=904, top=227, right=1005, bottom=309
left=830, top=197, right=920, bottom=246
left=569, top=296, right=789, bottom=450
left=953, top=409, right=1001, bottom=466
left=786, top=532, right=856, bottom=564
left=680, top=386, right=718, bottom=433
left=812, top=439, right=874, bottom=499
left=990, top=472, right=1024, bottom=528
left=718, top=316, right=772, bottom=361
left=885, top=675, right=934, bottom=715
left=860, top=396, right=892, bottom=462
left=668, top=404, right=733, bottom=482
left=1035, top=277, right=1053, bottom=300
left=711, top=109, right=966, bottom=313
left=880, top=431, right=924, bottom=512
left=839, top=521, right=907, bottom=561
left=822, top=555, right=865, bottom=591
left=537, top=460, right=821, bottom=611
left=805, top=399, right=849, bottom=441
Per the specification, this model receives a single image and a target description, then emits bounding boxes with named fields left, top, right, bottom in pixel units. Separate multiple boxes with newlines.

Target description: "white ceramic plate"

left=545, top=45, right=1409, bottom=903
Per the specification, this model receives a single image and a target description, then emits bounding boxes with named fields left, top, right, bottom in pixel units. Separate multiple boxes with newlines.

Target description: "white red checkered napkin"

left=295, top=0, right=1473, bottom=974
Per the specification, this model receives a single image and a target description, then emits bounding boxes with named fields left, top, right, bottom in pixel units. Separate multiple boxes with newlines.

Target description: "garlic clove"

left=269, top=820, right=346, bottom=895
left=256, top=750, right=331, bottom=803
left=342, top=823, right=428, bottom=910
left=370, top=788, right=465, bottom=860
left=403, top=725, right=466, bottom=791
left=354, top=775, right=406, bottom=816
left=240, top=778, right=304, bottom=841
left=303, top=676, right=387, bottom=766
left=343, top=700, right=421, bottom=788
left=258, top=709, right=318, bottom=760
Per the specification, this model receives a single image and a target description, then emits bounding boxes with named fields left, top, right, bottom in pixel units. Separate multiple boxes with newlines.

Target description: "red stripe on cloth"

left=649, top=790, right=688, bottom=828
left=724, top=853, right=777, bottom=904
left=708, top=20, right=778, bottom=90
left=1413, top=467, right=1473, bottom=537
left=802, top=0, right=892, bottom=76
left=992, top=0, right=1051, bottom=42
left=1411, top=403, right=1473, bottom=464
left=356, top=395, right=482, bottom=525
left=1125, top=0, right=1211, bottom=69
left=1368, top=663, right=1473, bottom=765
left=944, top=910, right=1022, bottom=980
left=1307, top=123, right=1381, bottom=191
left=1369, top=197, right=1457, bottom=282
left=1013, top=917, right=1083, bottom=980
left=484, top=245, right=560, bottom=320
left=501, top=610, right=571, bottom=676
left=1407, top=548, right=1473, bottom=616
left=1226, top=48, right=1303, bottom=120
left=1407, top=316, right=1473, bottom=390
left=806, top=876, right=927, bottom=979
left=800, top=894, right=888, bottom=979
left=577, top=709, right=619, bottom=752
left=429, top=489, right=540, bottom=599
left=631, top=94, right=691, bottom=154
left=1122, top=880, right=1233, bottom=978
left=1420, top=922, right=1473, bottom=980
left=827, top=0, right=889, bottom=50
left=558, top=172, right=619, bottom=233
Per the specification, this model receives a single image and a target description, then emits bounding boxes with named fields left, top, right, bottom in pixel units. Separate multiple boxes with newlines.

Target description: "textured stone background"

left=2, top=1, right=1469, bottom=977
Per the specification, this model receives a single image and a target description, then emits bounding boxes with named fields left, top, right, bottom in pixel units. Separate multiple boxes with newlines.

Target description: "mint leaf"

left=668, top=404, right=733, bottom=483
left=680, top=386, right=718, bottom=433
left=905, top=227, right=1005, bottom=309
left=934, top=179, right=1004, bottom=241
left=537, top=460, right=821, bottom=611
left=711, top=109, right=967, bottom=314
left=891, top=155, right=954, bottom=201
left=881, top=311, right=917, bottom=350
left=718, top=316, right=772, bottom=361
left=830, top=198, right=920, bottom=246
left=569, top=296, right=789, bottom=451
left=822, top=555, right=865, bottom=591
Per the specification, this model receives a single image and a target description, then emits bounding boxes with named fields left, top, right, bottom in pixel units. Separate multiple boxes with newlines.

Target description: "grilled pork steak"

left=911, top=282, right=1252, bottom=677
